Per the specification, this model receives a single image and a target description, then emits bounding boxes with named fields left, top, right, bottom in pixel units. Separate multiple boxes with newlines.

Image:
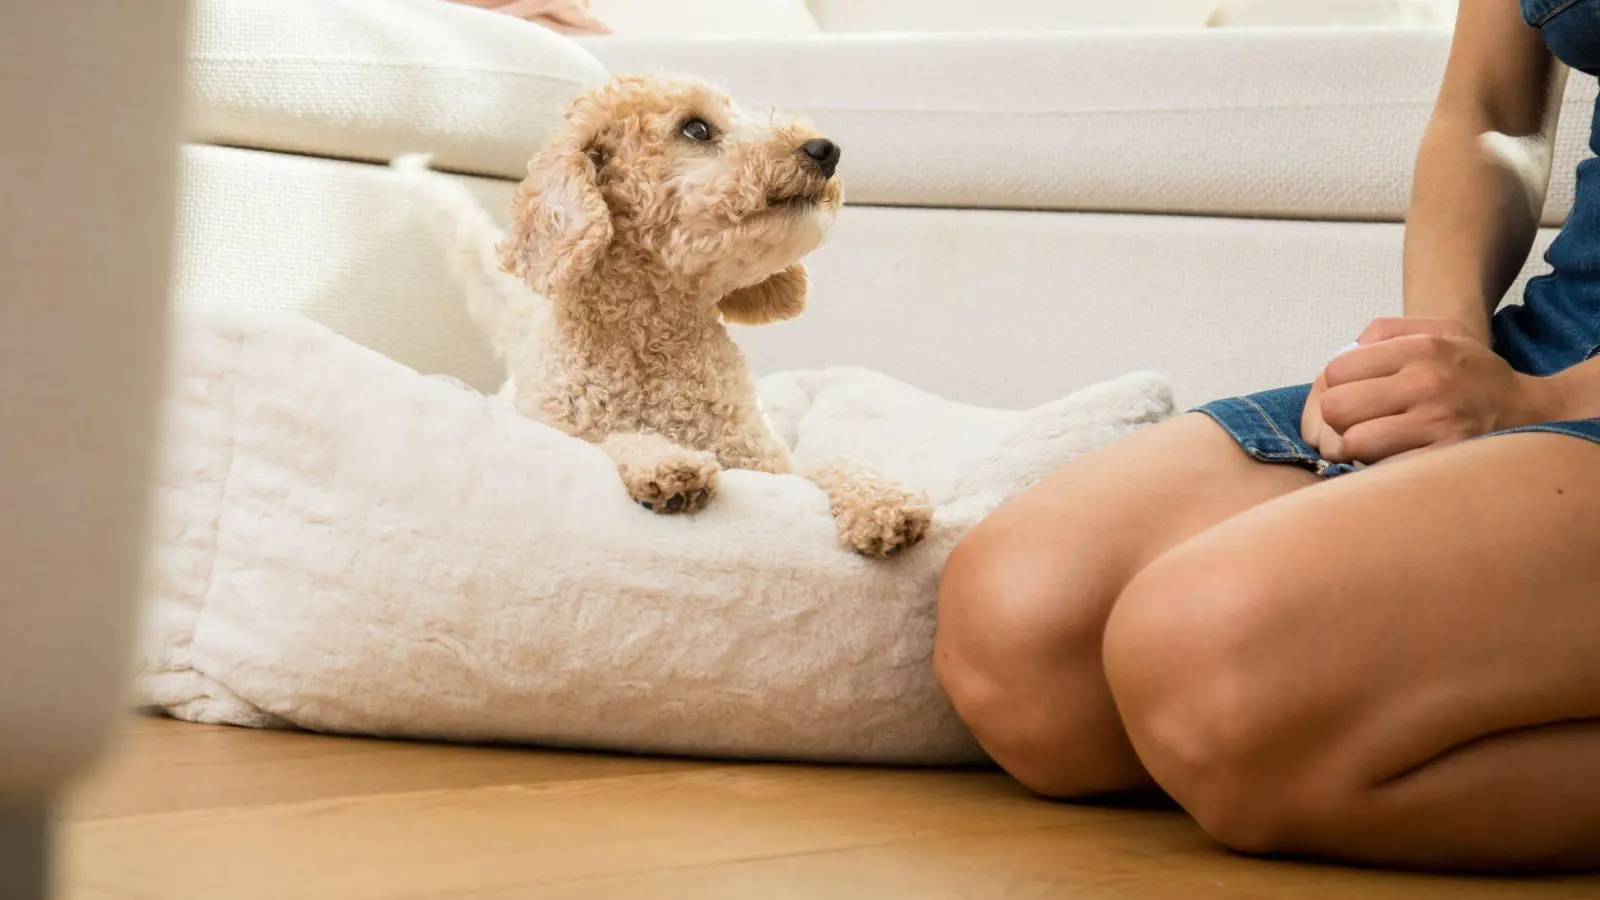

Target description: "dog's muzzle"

left=799, top=139, right=841, bottom=180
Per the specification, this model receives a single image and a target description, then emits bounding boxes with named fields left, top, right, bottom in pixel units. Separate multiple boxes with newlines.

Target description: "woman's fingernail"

left=1335, top=341, right=1361, bottom=357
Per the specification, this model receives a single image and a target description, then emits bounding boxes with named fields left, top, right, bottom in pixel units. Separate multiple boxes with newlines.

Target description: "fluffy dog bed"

left=137, top=304, right=1174, bottom=765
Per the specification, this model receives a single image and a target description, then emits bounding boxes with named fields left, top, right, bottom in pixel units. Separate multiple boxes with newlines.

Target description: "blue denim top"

left=1523, top=0, right=1600, bottom=75
left=1520, top=0, right=1600, bottom=315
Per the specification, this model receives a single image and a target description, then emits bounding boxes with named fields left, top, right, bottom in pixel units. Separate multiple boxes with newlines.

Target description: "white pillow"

left=1209, top=0, right=1458, bottom=27
left=187, top=0, right=608, bottom=177
left=807, top=0, right=1217, bottom=33
left=590, top=0, right=820, bottom=36
left=138, top=303, right=1174, bottom=763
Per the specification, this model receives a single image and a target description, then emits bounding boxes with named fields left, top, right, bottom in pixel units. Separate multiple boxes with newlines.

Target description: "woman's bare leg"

left=1104, top=431, right=1600, bottom=870
left=935, top=414, right=1316, bottom=796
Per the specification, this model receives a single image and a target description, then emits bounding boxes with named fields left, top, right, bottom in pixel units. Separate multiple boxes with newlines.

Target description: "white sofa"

left=589, top=0, right=1458, bottom=35
left=177, top=0, right=1594, bottom=412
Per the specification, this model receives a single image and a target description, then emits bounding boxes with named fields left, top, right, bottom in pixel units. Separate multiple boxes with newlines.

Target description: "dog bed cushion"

left=187, top=0, right=608, bottom=179
left=137, top=304, right=1173, bottom=765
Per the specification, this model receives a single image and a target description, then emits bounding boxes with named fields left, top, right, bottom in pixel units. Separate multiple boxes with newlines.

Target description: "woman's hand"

left=1302, top=317, right=1560, bottom=464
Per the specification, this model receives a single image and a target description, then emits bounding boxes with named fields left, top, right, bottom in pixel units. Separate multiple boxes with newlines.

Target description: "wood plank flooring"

left=58, top=717, right=1600, bottom=899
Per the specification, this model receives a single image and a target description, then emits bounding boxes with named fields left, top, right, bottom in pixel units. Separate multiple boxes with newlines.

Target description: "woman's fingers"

left=1328, top=317, right=1488, bottom=390
left=1318, top=374, right=1416, bottom=434
left=1313, top=319, right=1494, bottom=464
left=1300, top=375, right=1330, bottom=446
left=1324, top=335, right=1437, bottom=388
left=1325, top=414, right=1435, bottom=464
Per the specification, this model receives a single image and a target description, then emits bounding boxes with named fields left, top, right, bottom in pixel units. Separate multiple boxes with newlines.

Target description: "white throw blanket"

left=137, top=303, right=1173, bottom=765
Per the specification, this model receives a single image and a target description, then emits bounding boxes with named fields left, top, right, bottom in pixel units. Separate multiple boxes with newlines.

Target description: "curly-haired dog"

left=397, top=74, right=932, bottom=557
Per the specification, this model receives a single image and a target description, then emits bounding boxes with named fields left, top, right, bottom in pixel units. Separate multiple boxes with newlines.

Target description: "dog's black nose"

left=800, top=138, right=841, bottom=179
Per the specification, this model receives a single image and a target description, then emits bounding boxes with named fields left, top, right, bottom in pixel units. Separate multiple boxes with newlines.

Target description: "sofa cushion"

left=805, top=0, right=1216, bottom=32
left=187, top=0, right=608, bottom=177
left=804, top=0, right=1456, bottom=32
left=175, top=145, right=510, bottom=393
left=172, top=145, right=1565, bottom=410
left=580, top=29, right=1595, bottom=225
left=1209, top=0, right=1458, bottom=26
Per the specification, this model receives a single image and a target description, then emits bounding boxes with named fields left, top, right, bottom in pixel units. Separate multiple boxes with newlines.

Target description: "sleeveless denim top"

left=1512, top=0, right=1600, bottom=364
left=1524, top=1, right=1600, bottom=235
left=1523, top=0, right=1600, bottom=74
left=1185, top=5, right=1600, bottom=472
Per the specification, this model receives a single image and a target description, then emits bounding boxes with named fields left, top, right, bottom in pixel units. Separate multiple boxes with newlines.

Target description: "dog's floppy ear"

left=499, top=115, right=613, bottom=298
left=718, top=264, right=809, bottom=326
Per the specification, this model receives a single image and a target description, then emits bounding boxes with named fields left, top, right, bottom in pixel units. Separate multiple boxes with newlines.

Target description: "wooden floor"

left=59, top=717, right=1600, bottom=899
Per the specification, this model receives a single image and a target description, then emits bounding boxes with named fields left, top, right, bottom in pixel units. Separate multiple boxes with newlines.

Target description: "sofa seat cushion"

left=805, top=0, right=1216, bottom=32
left=580, top=29, right=1594, bottom=224
left=187, top=0, right=608, bottom=177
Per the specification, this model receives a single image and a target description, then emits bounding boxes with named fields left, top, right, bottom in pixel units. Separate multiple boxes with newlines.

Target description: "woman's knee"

left=1103, top=548, right=1334, bottom=853
left=936, top=520, right=1110, bottom=705
left=934, top=517, right=1143, bottom=796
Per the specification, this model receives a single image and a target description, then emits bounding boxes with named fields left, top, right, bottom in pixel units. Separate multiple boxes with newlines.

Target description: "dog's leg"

left=715, top=424, right=794, bottom=476
left=600, top=432, right=721, bottom=514
left=800, top=456, right=934, bottom=558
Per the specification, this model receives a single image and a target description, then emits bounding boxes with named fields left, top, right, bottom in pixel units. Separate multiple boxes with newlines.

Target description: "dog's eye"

left=680, top=118, right=713, bottom=142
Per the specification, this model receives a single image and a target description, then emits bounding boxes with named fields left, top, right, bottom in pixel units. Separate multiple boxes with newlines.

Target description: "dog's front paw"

left=832, top=487, right=934, bottom=559
left=620, top=450, right=720, bottom=515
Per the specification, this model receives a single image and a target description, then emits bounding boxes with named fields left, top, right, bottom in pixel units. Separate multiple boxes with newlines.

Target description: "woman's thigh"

left=934, top=412, right=1317, bottom=796
left=1104, top=430, right=1600, bottom=870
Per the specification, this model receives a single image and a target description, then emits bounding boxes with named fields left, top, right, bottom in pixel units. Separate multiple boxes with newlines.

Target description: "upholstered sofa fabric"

left=805, top=0, right=1216, bottom=32
left=172, top=146, right=1562, bottom=410
left=187, top=0, right=607, bottom=178
left=580, top=30, right=1594, bottom=225
left=1208, top=0, right=1458, bottom=27
left=174, top=146, right=511, bottom=393
left=186, top=3, right=1589, bottom=224
left=804, top=0, right=1457, bottom=31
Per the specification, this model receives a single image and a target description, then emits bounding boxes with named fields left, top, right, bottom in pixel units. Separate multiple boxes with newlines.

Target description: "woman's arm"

left=1544, top=355, right=1600, bottom=420
left=1402, top=0, right=1567, bottom=342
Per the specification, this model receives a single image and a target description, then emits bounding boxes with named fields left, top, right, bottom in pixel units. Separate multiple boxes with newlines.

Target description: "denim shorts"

left=1195, top=283, right=1600, bottom=479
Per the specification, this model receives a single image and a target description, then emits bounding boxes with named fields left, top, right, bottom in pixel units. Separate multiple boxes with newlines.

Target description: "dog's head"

left=500, top=73, right=843, bottom=326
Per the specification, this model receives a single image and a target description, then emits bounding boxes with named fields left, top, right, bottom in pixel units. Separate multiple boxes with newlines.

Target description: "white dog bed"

left=137, top=304, right=1174, bottom=765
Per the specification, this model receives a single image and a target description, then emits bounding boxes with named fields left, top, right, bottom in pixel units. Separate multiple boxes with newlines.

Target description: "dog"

left=397, top=73, right=931, bottom=558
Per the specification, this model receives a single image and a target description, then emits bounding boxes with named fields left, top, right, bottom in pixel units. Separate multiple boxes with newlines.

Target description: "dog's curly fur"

left=399, top=73, right=931, bottom=557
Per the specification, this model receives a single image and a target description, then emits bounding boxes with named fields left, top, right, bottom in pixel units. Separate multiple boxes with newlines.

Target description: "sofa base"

left=175, top=144, right=1561, bottom=409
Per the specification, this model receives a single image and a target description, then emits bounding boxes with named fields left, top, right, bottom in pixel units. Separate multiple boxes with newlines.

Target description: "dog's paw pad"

left=625, top=457, right=719, bottom=515
left=839, top=499, right=933, bottom=559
